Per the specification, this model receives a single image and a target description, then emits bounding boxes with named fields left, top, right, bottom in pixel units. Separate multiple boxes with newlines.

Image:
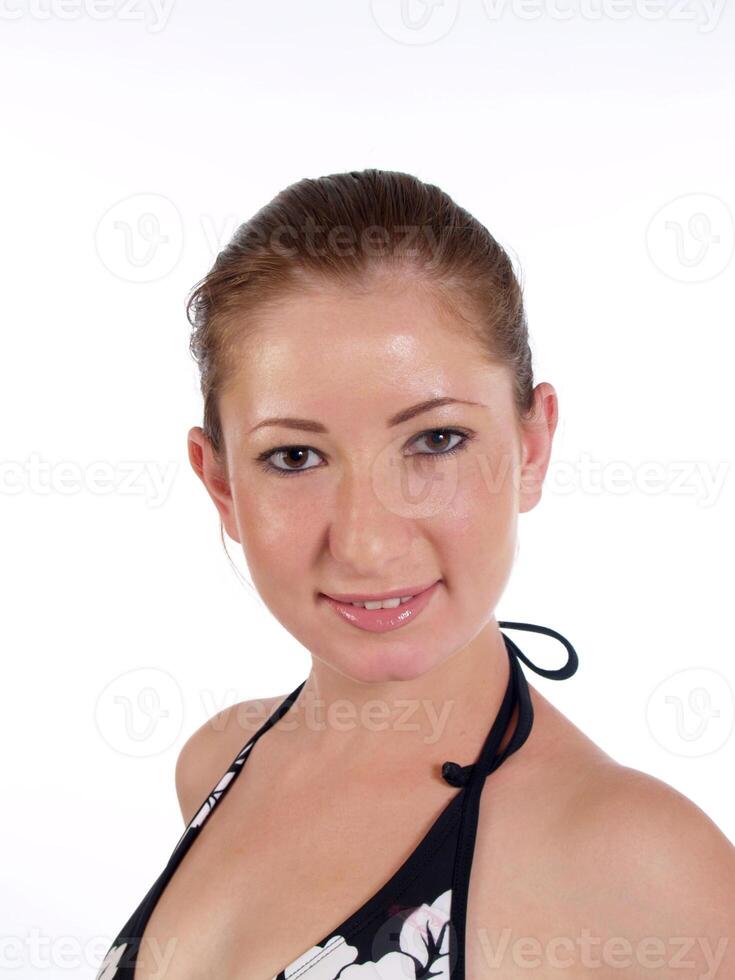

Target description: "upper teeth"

left=351, top=595, right=415, bottom=610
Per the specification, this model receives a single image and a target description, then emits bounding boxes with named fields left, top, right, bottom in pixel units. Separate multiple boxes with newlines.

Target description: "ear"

left=187, top=426, right=241, bottom=543
left=517, top=382, right=558, bottom=514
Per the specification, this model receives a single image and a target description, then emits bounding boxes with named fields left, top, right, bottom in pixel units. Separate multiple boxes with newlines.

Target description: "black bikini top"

left=93, top=619, right=579, bottom=980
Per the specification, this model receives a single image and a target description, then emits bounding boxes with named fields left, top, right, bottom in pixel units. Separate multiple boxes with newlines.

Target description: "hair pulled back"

left=187, top=168, right=535, bottom=459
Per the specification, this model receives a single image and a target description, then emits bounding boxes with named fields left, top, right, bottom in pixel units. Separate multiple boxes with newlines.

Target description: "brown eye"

left=258, top=446, right=323, bottom=476
left=279, top=448, right=310, bottom=470
left=409, top=428, right=469, bottom=456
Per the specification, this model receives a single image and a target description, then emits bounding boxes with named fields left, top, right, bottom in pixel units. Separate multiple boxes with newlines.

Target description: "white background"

left=1, top=1, right=734, bottom=977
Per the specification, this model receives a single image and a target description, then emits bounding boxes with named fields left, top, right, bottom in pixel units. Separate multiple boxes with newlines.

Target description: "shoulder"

left=174, top=693, right=285, bottom=825
left=568, top=761, right=735, bottom=879
left=472, top=742, right=735, bottom=978
left=565, top=762, right=735, bottom=971
left=524, top=688, right=735, bottom=904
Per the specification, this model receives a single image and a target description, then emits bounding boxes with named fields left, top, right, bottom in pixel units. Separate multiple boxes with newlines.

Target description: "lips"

left=320, top=580, right=439, bottom=604
left=319, top=581, right=441, bottom=633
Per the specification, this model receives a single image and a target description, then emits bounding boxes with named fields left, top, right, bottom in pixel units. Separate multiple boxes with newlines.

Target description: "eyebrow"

left=248, top=396, right=486, bottom=435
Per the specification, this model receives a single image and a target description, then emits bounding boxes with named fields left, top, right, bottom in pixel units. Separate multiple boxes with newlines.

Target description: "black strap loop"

left=440, top=622, right=578, bottom=787
left=498, top=620, right=578, bottom=680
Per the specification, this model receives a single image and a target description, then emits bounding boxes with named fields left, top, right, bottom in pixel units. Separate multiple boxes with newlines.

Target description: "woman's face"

left=189, top=279, right=557, bottom=686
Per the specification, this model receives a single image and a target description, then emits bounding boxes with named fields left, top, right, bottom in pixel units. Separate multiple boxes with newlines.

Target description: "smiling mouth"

left=319, top=580, right=439, bottom=607
left=319, top=581, right=441, bottom=634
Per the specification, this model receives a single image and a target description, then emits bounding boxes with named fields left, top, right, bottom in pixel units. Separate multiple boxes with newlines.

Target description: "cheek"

left=231, top=476, right=319, bottom=569
left=434, top=447, right=519, bottom=584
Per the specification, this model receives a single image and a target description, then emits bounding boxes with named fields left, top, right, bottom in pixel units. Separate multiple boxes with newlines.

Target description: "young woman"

left=96, top=169, right=735, bottom=980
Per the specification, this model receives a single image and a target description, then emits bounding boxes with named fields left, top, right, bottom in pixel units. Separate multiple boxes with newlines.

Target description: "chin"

left=329, top=641, right=442, bottom=686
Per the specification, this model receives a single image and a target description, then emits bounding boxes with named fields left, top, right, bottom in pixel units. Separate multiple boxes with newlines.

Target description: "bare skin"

left=135, top=674, right=735, bottom=980
left=134, top=673, right=611, bottom=980
left=134, top=275, right=735, bottom=979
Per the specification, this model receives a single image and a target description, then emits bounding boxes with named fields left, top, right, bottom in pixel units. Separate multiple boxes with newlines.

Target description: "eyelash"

left=255, top=427, right=474, bottom=478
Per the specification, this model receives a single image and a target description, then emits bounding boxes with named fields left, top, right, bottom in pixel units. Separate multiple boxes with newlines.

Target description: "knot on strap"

left=441, top=760, right=474, bottom=787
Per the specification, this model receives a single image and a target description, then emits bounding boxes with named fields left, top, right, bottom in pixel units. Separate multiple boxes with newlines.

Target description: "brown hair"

left=187, top=168, right=535, bottom=462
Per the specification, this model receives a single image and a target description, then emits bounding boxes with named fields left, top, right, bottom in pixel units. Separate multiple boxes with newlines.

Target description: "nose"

left=326, top=459, right=417, bottom=571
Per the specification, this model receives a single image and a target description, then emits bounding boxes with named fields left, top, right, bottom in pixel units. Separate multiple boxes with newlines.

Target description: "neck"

left=268, top=618, right=515, bottom=783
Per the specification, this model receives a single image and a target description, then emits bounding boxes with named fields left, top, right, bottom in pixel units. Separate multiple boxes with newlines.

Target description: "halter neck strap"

left=441, top=621, right=579, bottom=788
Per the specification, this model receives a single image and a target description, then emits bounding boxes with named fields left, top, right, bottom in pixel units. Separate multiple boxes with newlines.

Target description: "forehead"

left=218, top=282, right=512, bottom=432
